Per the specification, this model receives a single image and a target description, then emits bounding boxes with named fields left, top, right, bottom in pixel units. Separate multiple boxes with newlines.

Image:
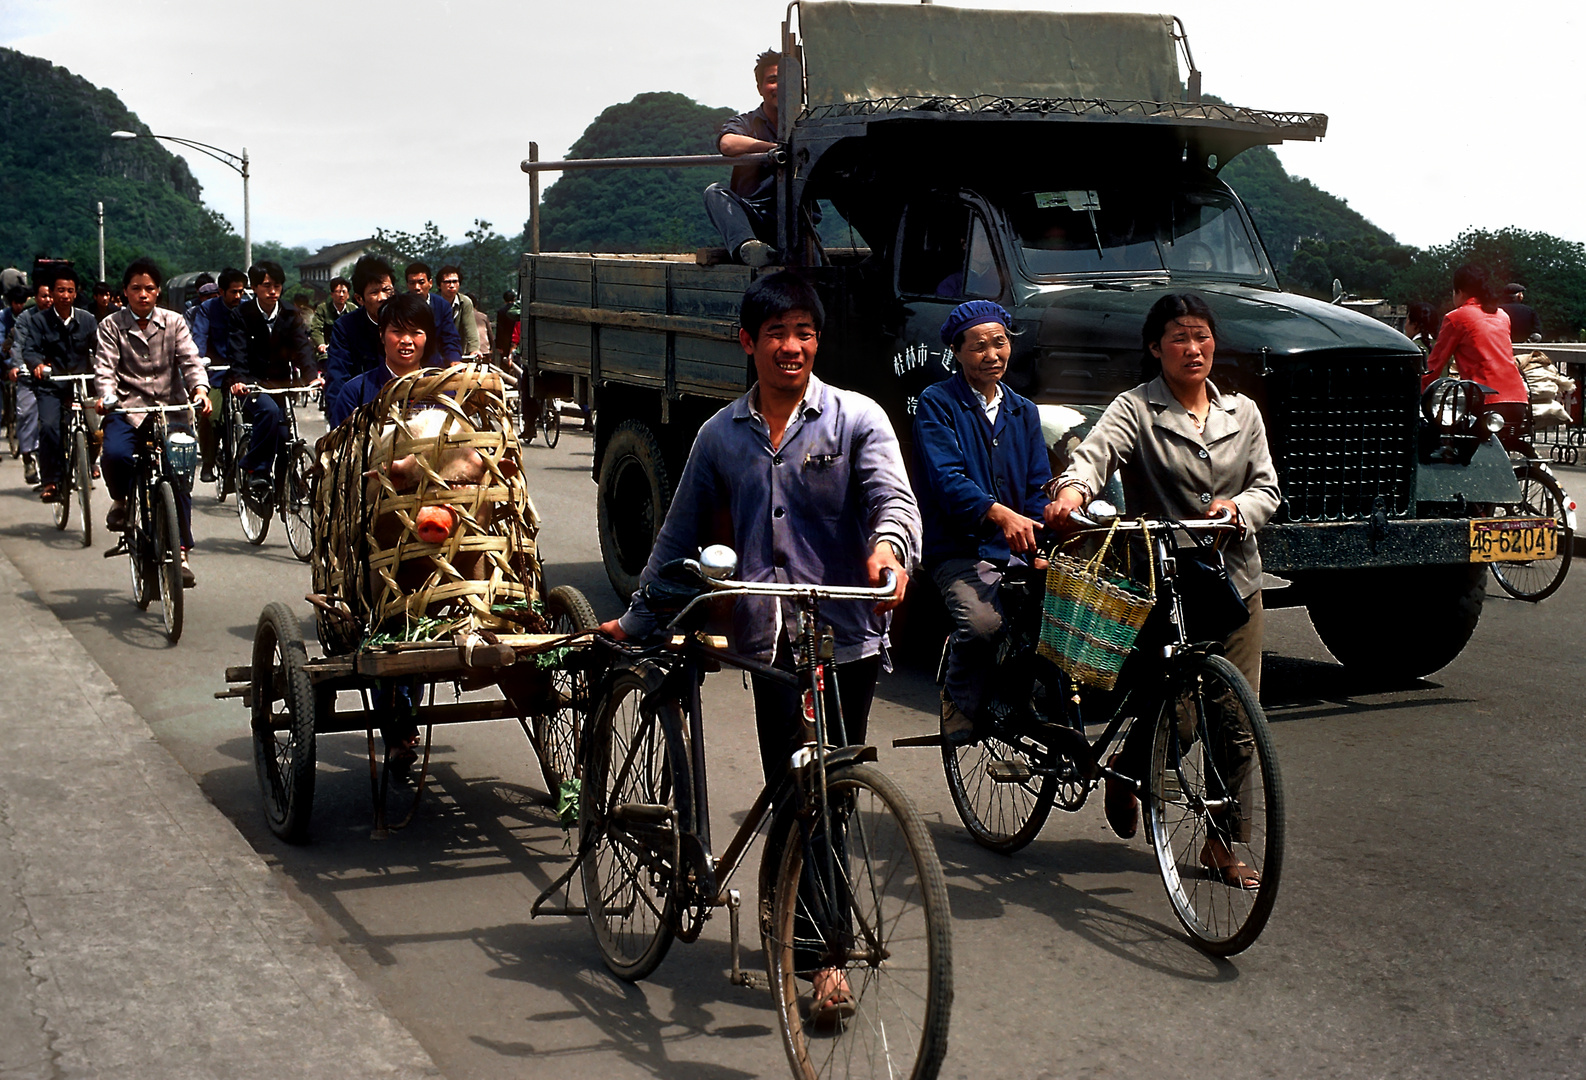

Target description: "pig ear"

left=496, top=456, right=520, bottom=481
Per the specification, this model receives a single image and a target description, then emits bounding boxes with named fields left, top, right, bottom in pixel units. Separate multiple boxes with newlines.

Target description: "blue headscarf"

left=939, top=300, right=1012, bottom=347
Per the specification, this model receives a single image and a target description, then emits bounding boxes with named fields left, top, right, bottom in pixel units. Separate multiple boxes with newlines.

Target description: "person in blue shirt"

left=323, top=256, right=396, bottom=404
left=189, top=268, right=248, bottom=482
left=329, top=291, right=437, bottom=427
left=911, top=300, right=1051, bottom=745
left=402, top=262, right=462, bottom=365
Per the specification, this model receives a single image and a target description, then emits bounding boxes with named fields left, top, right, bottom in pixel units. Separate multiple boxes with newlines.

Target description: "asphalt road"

left=2, top=423, right=1582, bottom=1080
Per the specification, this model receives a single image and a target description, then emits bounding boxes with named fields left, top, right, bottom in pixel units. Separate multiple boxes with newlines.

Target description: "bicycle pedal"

left=103, top=540, right=127, bottom=558
left=987, top=759, right=1033, bottom=784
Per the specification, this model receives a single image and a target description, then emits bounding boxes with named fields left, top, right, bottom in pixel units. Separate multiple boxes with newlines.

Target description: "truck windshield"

left=1003, top=186, right=1266, bottom=280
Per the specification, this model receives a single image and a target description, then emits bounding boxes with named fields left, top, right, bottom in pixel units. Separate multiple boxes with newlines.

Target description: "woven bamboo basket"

left=310, top=364, right=543, bottom=655
left=1037, top=521, right=1156, bottom=690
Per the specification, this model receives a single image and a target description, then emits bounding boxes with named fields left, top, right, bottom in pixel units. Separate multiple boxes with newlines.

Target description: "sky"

left=1, top=0, right=1581, bottom=257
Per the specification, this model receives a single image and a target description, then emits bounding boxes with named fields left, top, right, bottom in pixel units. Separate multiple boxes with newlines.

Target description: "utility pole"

left=96, top=202, right=105, bottom=283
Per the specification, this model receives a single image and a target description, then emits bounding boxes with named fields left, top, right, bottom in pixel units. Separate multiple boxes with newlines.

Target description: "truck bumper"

left=1258, top=518, right=1481, bottom=572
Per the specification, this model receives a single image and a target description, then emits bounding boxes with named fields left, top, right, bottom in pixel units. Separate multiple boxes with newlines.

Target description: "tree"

left=534, top=92, right=737, bottom=253
left=1386, top=228, right=1586, bottom=338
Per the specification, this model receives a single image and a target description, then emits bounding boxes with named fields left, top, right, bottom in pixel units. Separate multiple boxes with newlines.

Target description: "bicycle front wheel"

left=766, top=762, right=953, bottom=1080
left=73, top=428, right=92, bottom=548
left=1491, top=464, right=1573, bottom=602
left=127, top=487, right=154, bottom=611
left=282, top=443, right=315, bottom=562
left=155, top=481, right=184, bottom=644
left=579, top=668, right=681, bottom=982
left=1145, top=653, right=1283, bottom=956
left=533, top=585, right=597, bottom=791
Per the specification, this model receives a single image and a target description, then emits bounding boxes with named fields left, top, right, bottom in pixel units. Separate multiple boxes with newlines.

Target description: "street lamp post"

left=111, top=130, right=251, bottom=269
left=96, top=201, right=105, bottom=283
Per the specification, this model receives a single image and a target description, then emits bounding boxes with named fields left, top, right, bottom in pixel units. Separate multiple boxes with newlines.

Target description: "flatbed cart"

left=218, top=364, right=600, bottom=841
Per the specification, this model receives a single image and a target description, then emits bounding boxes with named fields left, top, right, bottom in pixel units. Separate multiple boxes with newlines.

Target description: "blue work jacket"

left=323, top=309, right=385, bottom=405
left=912, top=372, right=1052, bottom=566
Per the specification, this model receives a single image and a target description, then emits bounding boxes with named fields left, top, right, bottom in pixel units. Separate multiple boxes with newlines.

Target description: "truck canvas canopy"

left=799, top=3, right=1183, bottom=104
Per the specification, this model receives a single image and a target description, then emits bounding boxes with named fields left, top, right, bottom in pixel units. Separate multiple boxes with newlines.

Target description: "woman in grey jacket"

left=1046, top=293, right=1279, bottom=886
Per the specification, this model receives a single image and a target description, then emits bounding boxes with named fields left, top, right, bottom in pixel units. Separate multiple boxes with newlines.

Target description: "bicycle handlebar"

left=1069, top=507, right=1236, bottom=532
left=665, top=569, right=899, bottom=632
left=235, top=383, right=314, bottom=396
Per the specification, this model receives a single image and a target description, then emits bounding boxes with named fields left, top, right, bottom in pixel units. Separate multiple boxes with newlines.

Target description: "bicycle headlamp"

left=1482, top=411, right=1505, bottom=434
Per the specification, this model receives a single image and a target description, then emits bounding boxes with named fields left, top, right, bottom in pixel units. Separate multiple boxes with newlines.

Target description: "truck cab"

left=519, top=2, right=1537, bottom=681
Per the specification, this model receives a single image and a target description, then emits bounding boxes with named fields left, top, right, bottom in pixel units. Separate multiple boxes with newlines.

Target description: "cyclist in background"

left=4, top=281, right=51, bottom=487
left=189, top=267, right=248, bottom=482
left=225, top=261, right=316, bottom=502
left=95, top=258, right=212, bottom=587
left=17, top=265, right=98, bottom=503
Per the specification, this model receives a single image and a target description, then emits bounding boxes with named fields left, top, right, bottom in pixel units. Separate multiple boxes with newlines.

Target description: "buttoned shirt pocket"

left=795, top=446, right=851, bottom=521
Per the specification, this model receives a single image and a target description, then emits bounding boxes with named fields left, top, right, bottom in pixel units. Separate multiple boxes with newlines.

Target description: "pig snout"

left=415, top=504, right=459, bottom=544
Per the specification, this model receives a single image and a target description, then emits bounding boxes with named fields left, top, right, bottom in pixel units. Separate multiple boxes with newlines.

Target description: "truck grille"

left=1267, top=355, right=1419, bottom=522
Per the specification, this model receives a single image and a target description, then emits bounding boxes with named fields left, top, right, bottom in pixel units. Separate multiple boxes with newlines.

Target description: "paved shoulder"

left=0, top=548, right=441, bottom=1080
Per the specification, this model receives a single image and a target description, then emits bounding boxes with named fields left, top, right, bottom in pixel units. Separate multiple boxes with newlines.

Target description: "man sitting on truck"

left=599, top=271, right=919, bottom=1024
left=703, top=49, right=783, bottom=268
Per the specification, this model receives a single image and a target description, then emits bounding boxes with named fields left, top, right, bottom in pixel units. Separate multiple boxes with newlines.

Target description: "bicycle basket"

left=163, top=431, right=199, bottom=492
left=1037, top=520, right=1155, bottom=690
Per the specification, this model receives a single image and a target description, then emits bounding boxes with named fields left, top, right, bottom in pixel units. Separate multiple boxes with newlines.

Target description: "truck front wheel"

left=597, top=420, right=673, bottom=602
left=1304, top=563, right=1486, bottom=683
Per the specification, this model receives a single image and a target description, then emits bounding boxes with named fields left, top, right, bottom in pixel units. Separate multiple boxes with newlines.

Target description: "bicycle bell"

left=699, top=544, right=738, bottom=580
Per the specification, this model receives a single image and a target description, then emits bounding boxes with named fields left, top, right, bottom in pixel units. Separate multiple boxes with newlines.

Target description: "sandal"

left=1200, top=839, right=1260, bottom=890
left=810, top=971, right=856, bottom=1027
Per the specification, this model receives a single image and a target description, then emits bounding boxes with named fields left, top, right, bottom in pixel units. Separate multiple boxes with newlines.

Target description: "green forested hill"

left=536, top=92, right=737, bottom=253
left=0, top=47, right=246, bottom=277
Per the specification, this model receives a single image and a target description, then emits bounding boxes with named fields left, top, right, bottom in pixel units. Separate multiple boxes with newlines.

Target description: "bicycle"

left=912, top=509, right=1284, bottom=956
left=26, top=371, right=96, bottom=547
left=536, top=549, right=954, bottom=1080
left=103, top=403, right=198, bottom=644
left=1487, top=402, right=1574, bottom=602
left=230, top=383, right=316, bottom=561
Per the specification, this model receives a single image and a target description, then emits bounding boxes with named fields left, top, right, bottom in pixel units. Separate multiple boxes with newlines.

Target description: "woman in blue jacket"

left=913, top=300, right=1051, bottom=745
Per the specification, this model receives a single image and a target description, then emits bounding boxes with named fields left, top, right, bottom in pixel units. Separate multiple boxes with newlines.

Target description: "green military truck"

left=518, top=1, right=1546, bottom=682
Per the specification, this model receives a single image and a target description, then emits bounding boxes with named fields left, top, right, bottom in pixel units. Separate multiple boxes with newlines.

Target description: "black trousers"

left=750, top=641, right=881, bottom=976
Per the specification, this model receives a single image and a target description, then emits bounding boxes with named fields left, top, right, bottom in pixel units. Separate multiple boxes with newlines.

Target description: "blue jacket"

left=912, top=372, right=1052, bottom=566
left=425, top=291, right=462, bottom=364
left=323, top=308, right=384, bottom=405
left=188, top=296, right=239, bottom=365
left=328, top=363, right=398, bottom=427
left=226, top=299, right=315, bottom=385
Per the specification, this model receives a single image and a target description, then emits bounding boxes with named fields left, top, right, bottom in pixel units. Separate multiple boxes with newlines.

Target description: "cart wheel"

left=534, top=585, right=598, bottom=791
left=251, top=601, right=317, bottom=843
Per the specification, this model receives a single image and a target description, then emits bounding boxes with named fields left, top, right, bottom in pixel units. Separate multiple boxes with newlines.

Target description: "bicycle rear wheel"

left=541, top=398, right=561, bottom=449
left=73, top=428, right=92, bottom=548
left=127, top=486, right=154, bottom=611
left=533, top=585, right=597, bottom=791
left=1490, top=464, right=1573, bottom=602
left=51, top=444, right=71, bottom=532
left=238, top=468, right=271, bottom=545
left=766, top=762, right=953, bottom=1080
left=282, top=443, right=315, bottom=562
left=943, top=734, right=1057, bottom=854
left=579, top=668, right=682, bottom=982
left=1145, top=653, right=1283, bottom=956
left=154, top=481, right=183, bottom=643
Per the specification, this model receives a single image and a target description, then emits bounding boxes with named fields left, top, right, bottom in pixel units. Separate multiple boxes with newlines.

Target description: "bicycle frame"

left=535, top=573, right=895, bottom=932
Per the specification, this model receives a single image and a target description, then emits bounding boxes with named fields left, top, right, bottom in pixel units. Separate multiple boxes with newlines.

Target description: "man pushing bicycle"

left=600, top=270, right=920, bottom=1024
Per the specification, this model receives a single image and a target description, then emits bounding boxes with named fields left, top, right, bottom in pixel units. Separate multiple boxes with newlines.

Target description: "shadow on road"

left=215, top=729, right=773, bottom=1078
left=1259, top=654, right=1474, bottom=721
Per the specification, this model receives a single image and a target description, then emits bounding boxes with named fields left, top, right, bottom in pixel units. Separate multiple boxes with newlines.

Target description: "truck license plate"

left=1468, top=518, right=1558, bottom=562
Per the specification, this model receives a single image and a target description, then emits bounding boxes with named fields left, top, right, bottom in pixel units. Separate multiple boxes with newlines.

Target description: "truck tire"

left=1305, top=563, right=1485, bottom=683
left=597, top=420, right=672, bottom=602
